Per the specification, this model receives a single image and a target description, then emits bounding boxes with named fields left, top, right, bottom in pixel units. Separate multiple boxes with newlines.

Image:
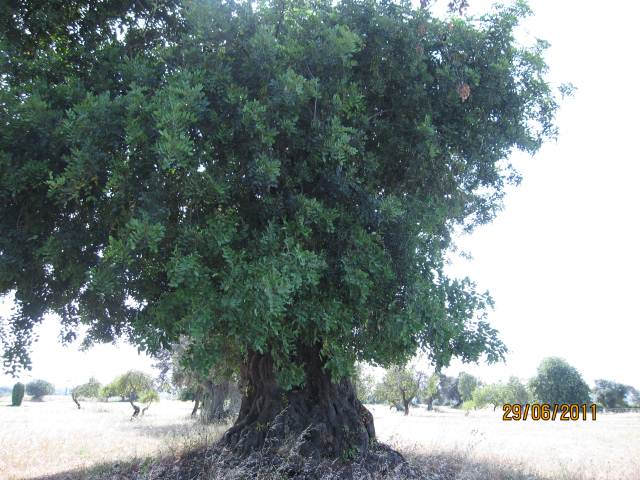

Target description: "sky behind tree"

left=1, top=0, right=638, bottom=391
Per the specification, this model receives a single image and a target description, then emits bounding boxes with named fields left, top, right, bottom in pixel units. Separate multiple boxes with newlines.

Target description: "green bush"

left=178, top=387, right=196, bottom=401
left=12, top=382, right=25, bottom=406
left=26, top=379, right=55, bottom=400
left=461, top=400, right=476, bottom=411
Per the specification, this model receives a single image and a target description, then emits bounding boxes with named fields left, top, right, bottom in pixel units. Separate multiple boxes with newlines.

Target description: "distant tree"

left=593, top=379, right=633, bottom=408
left=0, top=386, right=11, bottom=396
left=457, top=372, right=479, bottom=402
left=472, top=383, right=506, bottom=411
left=139, top=389, right=160, bottom=417
left=26, top=379, right=55, bottom=400
left=435, top=375, right=461, bottom=407
left=11, top=382, right=25, bottom=406
left=169, top=340, right=240, bottom=422
left=627, top=387, right=640, bottom=407
left=100, top=382, right=119, bottom=402
left=417, top=373, right=439, bottom=410
left=529, top=357, right=590, bottom=404
left=112, top=370, right=154, bottom=401
left=378, top=366, right=426, bottom=415
left=106, top=370, right=155, bottom=417
left=504, top=376, right=530, bottom=405
left=71, top=377, right=102, bottom=409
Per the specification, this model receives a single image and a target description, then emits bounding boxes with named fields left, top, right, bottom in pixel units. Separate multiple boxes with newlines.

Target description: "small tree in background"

left=71, top=377, right=102, bottom=409
left=139, top=389, right=160, bottom=417
left=417, top=373, right=439, bottom=411
left=457, top=372, right=479, bottom=403
left=529, top=357, right=590, bottom=405
left=26, top=379, right=55, bottom=401
left=378, top=365, right=429, bottom=416
left=100, top=382, right=119, bottom=402
left=11, top=382, right=25, bottom=406
left=435, top=375, right=462, bottom=407
left=168, top=340, right=241, bottom=423
left=471, top=377, right=531, bottom=410
left=472, top=383, right=506, bottom=411
left=593, top=379, right=633, bottom=408
left=504, top=376, right=530, bottom=405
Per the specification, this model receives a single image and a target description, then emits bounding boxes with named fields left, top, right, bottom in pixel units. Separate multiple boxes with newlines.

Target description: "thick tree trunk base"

left=128, top=349, right=419, bottom=478
left=139, top=440, right=418, bottom=480
left=134, top=349, right=419, bottom=478
left=205, top=438, right=417, bottom=479
left=221, top=351, right=376, bottom=461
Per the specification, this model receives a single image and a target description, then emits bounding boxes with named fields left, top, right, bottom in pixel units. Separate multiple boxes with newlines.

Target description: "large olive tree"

left=1, top=0, right=560, bottom=463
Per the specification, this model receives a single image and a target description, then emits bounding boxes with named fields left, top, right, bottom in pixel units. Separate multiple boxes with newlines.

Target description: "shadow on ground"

left=25, top=444, right=584, bottom=480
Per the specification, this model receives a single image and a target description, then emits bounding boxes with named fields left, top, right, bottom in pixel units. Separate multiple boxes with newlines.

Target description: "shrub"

left=73, top=377, right=102, bottom=400
left=12, top=382, right=25, bottom=406
left=178, top=387, right=197, bottom=401
left=461, top=400, right=476, bottom=411
left=26, top=379, right=55, bottom=400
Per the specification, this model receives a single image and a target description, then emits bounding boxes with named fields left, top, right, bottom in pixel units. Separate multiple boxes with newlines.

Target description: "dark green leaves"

left=1, top=0, right=560, bottom=384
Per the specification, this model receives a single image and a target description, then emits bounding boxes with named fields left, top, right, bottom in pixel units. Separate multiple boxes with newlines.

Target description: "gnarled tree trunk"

left=402, top=398, right=410, bottom=416
left=222, top=347, right=375, bottom=460
left=129, top=398, right=141, bottom=420
left=201, top=379, right=230, bottom=423
left=71, top=392, right=81, bottom=410
left=191, top=388, right=201, bottom=417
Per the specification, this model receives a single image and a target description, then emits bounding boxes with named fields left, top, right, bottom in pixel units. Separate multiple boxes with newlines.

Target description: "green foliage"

left=351, top=363, right=376, bottom=403
left=504, top=376, right=530, bottom=405
left=417, top=372, right=439, bottom=405
left=111, top=371, right=155, bottom=401
left=100, top=383, right=119, bottom=401
left=435, top=375, right=461, bottom=407
left=11, top=382, right=25, bottom=406
left=457, top=372, right=478, bottom=402
left=140, top=389, right=160, bottom=404
left=26, top=379, right=55, bottom=400
left=471, top=383, right=505, bottom=409
left=1, top=0, right=560, bottom=391
left=178, top=386, right=197, bottom=401
left=72, top=377, right=102, bottom=400
left=471, top=376, right=530, bottom=409
left=593, top=379, right=633, bottom=408
left=461, top=399, right=476, bottom=411
left=529, top=357, right=590, bottom=405
left=377, top=365, right=435, bottom=412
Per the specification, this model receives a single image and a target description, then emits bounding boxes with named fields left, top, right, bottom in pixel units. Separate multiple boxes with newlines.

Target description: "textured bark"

left=425, top=397, right=433, bottom=411
left=129, top=399, right=141, bottom=419
left=141, top=401, right=152, bottom=416
left=191, top=390, right=201, bottom=417
left=223, top=347, right=376, bottom=459
left=201, top=379, right=229, bottom=423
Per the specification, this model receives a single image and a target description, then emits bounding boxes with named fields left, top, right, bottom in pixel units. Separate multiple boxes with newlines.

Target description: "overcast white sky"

left=1, top=0, right=639, bottom=391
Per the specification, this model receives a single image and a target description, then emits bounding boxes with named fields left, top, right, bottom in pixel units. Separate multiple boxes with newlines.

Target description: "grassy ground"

left=370, top=404, right=640, bottom=480
left=1, top=396, right=639, bottom=480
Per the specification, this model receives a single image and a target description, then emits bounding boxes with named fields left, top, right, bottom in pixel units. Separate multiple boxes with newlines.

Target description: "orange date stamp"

left=502, top=403, right=597, bottom=421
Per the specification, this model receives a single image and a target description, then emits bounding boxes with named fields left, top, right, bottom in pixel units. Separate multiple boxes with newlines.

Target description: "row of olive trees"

left=354, top=357, right=640, bottom=415
left=71, top=370, right=159, bottom=418
left=461, top=358, right=640, bottom=411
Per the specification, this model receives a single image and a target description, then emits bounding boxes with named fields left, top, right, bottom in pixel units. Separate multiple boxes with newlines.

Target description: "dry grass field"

left=1, top=396, right=639, bottom=480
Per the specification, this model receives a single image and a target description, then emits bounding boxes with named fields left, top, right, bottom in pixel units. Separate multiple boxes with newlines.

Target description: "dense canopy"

left=1, top=0, right=558, bottom=390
